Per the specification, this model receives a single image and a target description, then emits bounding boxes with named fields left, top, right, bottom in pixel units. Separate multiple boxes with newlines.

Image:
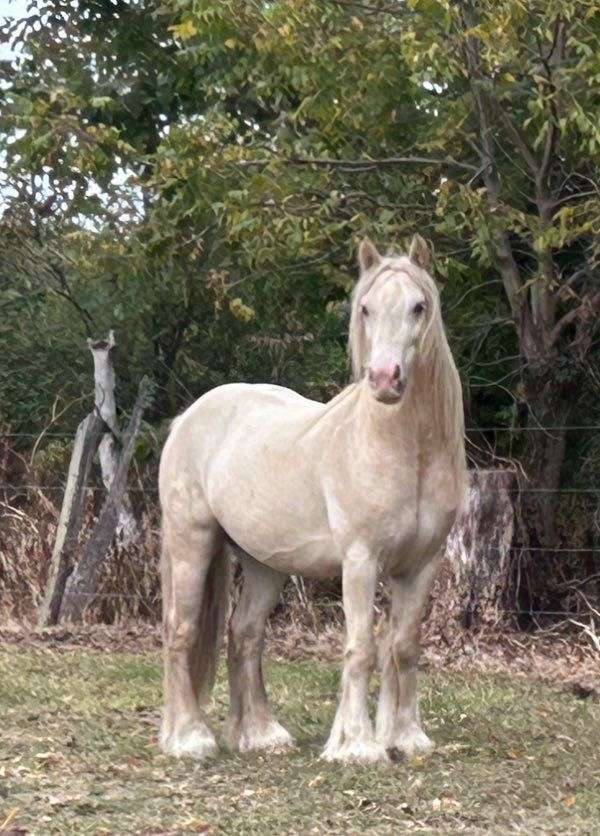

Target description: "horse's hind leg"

left=160, top=512, right=225, bottom=760
left=224, top=551, right=293, bottom=753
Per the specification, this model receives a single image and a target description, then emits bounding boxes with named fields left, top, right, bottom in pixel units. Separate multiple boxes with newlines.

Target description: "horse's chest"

left=331, top=463, right=457, bottom=568
left=381, top=494, right=455, bottom=572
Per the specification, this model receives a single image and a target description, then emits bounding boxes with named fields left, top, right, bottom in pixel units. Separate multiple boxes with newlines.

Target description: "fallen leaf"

left=0, top=809, right=19, bottom=831
left=181, top=819, right=211, bottom=833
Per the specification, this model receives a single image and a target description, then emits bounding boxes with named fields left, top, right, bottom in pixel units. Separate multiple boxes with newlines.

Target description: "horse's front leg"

left=376, top=559, right=439, bottom=758
left=322, top=545, right=388, bottom=764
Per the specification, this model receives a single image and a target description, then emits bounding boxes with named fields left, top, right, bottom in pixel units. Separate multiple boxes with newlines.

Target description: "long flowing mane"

left=348, top=256, right=466, bottom=476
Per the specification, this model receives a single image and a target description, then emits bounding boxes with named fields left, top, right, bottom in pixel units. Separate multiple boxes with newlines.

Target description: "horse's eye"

left=413, top=302, right=425, bottom=317
left=361, top=304, right=369, bottom=317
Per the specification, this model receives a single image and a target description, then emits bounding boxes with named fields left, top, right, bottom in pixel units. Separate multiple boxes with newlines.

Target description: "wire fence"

left=2, top=419, right=598, bottom=626
left=3, top=424, right=600, bottom=439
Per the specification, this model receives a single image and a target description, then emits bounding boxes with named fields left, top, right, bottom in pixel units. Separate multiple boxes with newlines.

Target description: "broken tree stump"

left=88, top=330, right=139, bottom=547
left=444, top=468, right=516, bottom=627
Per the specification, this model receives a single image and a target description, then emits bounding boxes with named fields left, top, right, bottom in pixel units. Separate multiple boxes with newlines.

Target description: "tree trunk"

left=515, top=358, right=572, bottom=615
left=444, top=469, right=516, bottom=627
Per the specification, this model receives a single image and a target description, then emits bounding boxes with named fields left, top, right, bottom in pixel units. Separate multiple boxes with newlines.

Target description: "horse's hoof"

left=160, top=723, right=219, bottom=760
left=321, top=739, right=390, bottom=765
left=384, top=727, right=435, bottom=759
left=225, top=720, right=295, bottom=753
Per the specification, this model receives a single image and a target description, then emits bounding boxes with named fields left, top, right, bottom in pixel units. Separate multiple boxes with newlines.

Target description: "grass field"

left=0, top=645, right=599, bottom=834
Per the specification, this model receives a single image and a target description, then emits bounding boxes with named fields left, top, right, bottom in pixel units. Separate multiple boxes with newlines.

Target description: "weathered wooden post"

left=88, top=331, right=139, bottom=546
left=38, top=332, right=149, bottom=627
left=58, top=376, right=151, bottom=623
left=37, top=412, right=103, bottom=627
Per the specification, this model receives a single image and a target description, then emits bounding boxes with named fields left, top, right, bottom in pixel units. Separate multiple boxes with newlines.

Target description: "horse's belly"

left=260, top=537, right=342, bottom=579
left=226, top=519, right=341, bottom=579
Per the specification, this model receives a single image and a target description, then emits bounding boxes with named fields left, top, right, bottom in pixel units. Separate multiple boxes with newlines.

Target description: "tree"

left=2, top=0, right=599, bottom=613
left=399, top=0, right=600, bottom=584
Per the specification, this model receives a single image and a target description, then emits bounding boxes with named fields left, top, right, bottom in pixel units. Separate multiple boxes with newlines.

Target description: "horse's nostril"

left=392, top=364, right=401, bottom=380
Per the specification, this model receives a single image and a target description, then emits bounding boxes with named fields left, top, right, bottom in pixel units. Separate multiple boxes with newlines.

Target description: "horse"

left=158, top=234, right=467, bottom=764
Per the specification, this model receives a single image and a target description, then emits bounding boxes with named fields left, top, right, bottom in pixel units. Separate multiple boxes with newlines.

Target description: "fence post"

left=58, top=376, right=151, bottom=623
left=88, top=331, right=139, bottom=547
left=37, top=411, right=103, bottom=627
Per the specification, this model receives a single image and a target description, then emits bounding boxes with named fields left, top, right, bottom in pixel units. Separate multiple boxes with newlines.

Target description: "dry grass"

left=0, top=493, right=162, bottom=623
left=0, top=644, right=599, bottom=835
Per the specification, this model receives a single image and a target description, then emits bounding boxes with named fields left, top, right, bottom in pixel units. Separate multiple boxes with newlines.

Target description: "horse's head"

left=349, top=235, right=439, bottom=404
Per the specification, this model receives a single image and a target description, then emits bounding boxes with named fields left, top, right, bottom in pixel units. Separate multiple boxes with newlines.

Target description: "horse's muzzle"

left=367, top=364, right=405, bottom=403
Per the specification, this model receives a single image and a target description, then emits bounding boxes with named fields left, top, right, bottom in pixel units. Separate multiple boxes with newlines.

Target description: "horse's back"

left=159, top=382, right=325, bottom=501
left=164, top=382, right=323, bottom=452
left=159, top=383, right=341, bottom=577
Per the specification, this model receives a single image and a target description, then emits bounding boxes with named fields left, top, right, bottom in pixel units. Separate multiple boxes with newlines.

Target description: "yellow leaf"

left=169, top=20, right=198, bottom=41
left=229, top=298, right=255, bottom=323
left=224, top=38, right=237, bottom=49
left=563, top=795, right=576, bottom=807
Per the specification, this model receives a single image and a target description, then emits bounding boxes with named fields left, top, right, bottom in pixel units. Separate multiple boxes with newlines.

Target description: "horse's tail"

left=160, top=531, right=231, bottom=707
left=196, top=545, right=231, bottom=705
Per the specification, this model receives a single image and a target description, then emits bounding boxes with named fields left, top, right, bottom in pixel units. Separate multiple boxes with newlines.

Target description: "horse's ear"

left=358, top=238, right=381, bottom=273
left=408, top=234, right=430, bottom=269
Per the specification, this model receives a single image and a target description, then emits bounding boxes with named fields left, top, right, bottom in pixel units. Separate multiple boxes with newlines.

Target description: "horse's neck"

left=352, top=371, right=439, bottom=451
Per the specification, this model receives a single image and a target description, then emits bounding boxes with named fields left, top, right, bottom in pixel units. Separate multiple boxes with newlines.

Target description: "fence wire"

left=2, top=421, right=598, bottom=625
left=3, top=424, right=600, bottom=439
left=1, top=484, right=599, bottom=496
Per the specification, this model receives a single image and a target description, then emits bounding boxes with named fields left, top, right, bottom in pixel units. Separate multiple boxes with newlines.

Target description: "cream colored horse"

left=159, top=235, right=466, bottom=764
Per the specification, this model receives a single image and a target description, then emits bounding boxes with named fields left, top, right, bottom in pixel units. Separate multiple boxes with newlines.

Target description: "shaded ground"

left=1, top=620, right=599, bottom=687
left=1, top=645, right=599, bottom=834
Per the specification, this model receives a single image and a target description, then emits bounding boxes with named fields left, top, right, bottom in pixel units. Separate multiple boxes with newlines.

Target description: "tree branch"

left=235, top=154, right=479, bottom=173
left=538, top=18, right=566, bottom=183
left=549, top=307, right=580, bottom=345
left=460, top=4, right=523, bottom=319
left=550, top=292, right=600, bottom=347
left=325, top=0, right=413, bottom=17
left=494, top=106, right=539, bottom=177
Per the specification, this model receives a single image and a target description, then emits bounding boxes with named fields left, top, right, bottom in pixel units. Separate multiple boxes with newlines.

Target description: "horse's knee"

left=389, top=633, right=420, bottom=671
left=165, top=618, right=195, bottom=653
left=228, top=619, right=261, bottom=661
left=344, top=638, right=376, bottom=677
